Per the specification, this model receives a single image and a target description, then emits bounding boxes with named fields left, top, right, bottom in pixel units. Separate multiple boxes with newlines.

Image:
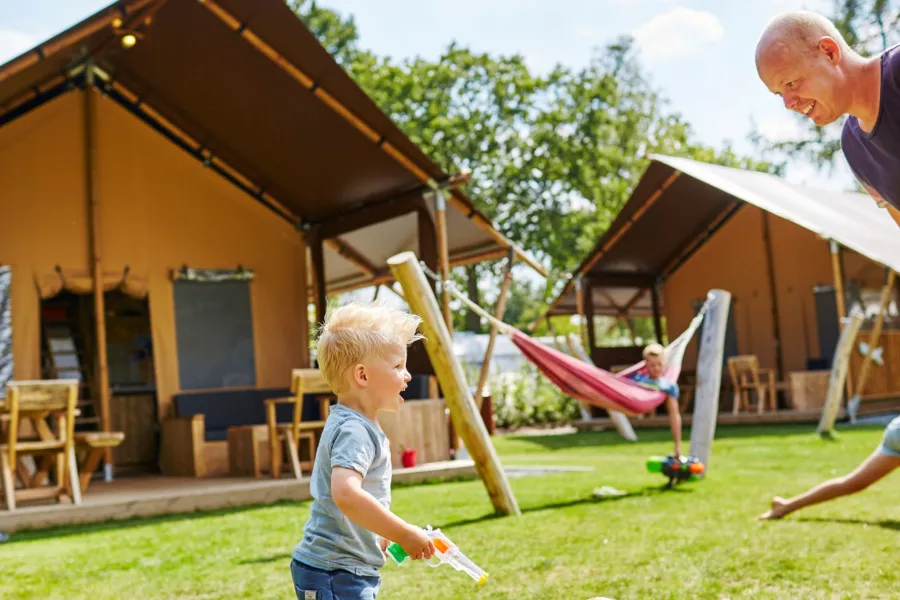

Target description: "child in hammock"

left=629, top=343, right=683, bottom=458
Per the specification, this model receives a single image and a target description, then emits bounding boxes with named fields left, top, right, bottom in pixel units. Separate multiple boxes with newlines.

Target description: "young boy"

left=290, top=302, right=436, bottom=599
left=629, top=343, right=683, bottom=458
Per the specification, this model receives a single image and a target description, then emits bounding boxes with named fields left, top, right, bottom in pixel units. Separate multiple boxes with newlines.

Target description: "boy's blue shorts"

left=877, top=415, right=900, bottom=458
left=290, top=559, right=380, bottom=600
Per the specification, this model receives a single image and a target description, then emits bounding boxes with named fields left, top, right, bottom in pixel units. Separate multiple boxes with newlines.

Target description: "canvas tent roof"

left=0, top=0, right=545, bottom=292
left=545, top=154, right=900, bottom=318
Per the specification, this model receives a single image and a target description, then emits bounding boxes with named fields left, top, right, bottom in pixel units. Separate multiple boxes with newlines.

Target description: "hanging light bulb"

left=121, top=33, right=137, bottom=48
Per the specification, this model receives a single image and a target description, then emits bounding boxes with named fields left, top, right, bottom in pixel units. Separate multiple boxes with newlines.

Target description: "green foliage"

left=490, top=364, right=582, bottom=429
left=292, top=1, right=779, bottom=328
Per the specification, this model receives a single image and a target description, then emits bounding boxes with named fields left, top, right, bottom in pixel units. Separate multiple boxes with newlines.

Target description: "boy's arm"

left=329, top=423, right=434, bottom=560
left=331, top=467, right=422, bottom=551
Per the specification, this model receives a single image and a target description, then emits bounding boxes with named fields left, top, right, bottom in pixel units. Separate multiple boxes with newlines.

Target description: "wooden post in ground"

left=474, top=254, right=514, bottom=408
left=848, top=269, right=896, bottom=421
left=689, top=289, right=732, bottom=470
left=830, top=240, right=853, bottom=400
left=388, top=251, right=520, bottom=516
left=818, top=307, right=864, bottom=437
left=84, top=77, right=113, bottom=481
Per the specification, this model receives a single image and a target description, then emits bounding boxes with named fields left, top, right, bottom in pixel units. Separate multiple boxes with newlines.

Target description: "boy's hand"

left=377, top=536, right=390, bottom=556
left=398, top=526, right=436, bottom=561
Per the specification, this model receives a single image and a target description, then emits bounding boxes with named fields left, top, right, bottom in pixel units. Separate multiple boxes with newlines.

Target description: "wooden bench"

left=74, top=431, right=125, bottom=493
left=161, top=386, right=333, bottom=478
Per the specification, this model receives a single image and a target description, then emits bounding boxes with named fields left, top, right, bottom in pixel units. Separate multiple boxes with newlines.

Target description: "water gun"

left=385, top=525, right=489, bottom=584
left=646, top=455, right=705, bottom=487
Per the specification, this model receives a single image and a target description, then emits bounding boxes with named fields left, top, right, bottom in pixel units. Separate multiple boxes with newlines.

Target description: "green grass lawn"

left=2, top=423, right=899, bottom=599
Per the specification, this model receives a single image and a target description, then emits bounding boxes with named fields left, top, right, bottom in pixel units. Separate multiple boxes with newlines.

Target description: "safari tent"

left=0, top=0, right=543, bottom=477
left=543, top=155, right=900, bottom=414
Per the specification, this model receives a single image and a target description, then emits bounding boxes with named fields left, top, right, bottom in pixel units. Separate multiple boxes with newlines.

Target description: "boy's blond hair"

left=316, top=302, right=424, bottom=393
left=643, top=343, right=665, bottom=361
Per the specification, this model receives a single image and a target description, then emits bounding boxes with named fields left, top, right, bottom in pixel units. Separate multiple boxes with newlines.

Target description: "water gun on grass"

left=386, top=525, right=489, bottom=584
left=646, top=454, right=705, bottom=487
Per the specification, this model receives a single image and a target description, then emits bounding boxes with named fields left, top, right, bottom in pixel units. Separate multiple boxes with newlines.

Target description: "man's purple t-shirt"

left=841, top=44, right=900, bottom=209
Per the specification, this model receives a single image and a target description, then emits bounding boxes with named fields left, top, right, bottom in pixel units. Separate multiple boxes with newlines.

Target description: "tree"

left=291, top=1, right=778, bottom=331
left=751, top=0, right=899, bottom=172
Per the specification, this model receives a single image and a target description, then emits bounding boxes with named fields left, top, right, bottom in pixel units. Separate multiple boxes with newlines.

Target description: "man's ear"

left=818, top=36, right=841, bottom=63
left=352, top=363, right=368, bottom=387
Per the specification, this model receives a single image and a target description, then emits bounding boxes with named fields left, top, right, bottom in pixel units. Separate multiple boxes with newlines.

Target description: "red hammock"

left=508, top=330, right=682, bottom=416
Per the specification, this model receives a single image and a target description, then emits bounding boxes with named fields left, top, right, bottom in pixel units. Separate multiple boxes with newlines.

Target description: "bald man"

left=755, top=11, right=900, bottom=228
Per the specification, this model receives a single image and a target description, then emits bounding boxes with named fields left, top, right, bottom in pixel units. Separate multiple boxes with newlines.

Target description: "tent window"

left=173, top=279, right=256, bottom=390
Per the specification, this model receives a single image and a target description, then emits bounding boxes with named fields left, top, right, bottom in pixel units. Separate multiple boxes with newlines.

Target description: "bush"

left=490, top=363, right=581, bottom=429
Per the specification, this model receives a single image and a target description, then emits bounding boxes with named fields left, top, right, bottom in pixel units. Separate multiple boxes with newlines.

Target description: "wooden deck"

left=0, top=460, right=477, bottom=534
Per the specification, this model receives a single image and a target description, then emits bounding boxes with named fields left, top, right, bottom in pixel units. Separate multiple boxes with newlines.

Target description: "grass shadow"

left=794, top=517, right=900, bottom=531
left=433, top=483, right=693, bottom=530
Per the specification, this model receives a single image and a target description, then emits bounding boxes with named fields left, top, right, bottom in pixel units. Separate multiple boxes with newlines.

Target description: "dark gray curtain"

left=0, top=266, right=12, bottom=398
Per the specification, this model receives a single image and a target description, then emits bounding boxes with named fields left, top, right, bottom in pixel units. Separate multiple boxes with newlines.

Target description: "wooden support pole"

left=309, top=230, right=327, bottom=327
left=762, top=213, right=784, bottom=381
left=474, top=255, right=514, bottom=407
left=818, top=308, right=865, bottom=437
left=848, top=268, right=896, bottom=421
left=650, top=283, right=663, bottom=343
left=83, top=81, right=113, bottom=480
left=297, top=230, right=310, bottom=368
left=689, top=289, right=732, bottom=470
left=584, top=279, right=597, bottom=352
left=830, top=240, right=852, bottom=400
left=574, top=277, right=589, bottom=355
left=388, top=252, right=520, bottom=516
left=433, top=191, right=452, bottom=331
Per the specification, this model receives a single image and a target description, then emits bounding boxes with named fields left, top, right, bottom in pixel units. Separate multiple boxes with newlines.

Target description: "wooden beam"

left=584, top=278, right=597, bottom=352
left=450, top=248, right=508, bottom=268
left=574, top=277, right=589, bottom=354
left=474, top=255, right=514, bottom=407
left=586, top=272, right=657, bottom=288
left=850, top=268, right=896, bottom=417
left=434, top=191, right=453, bottom=331
left=323, top=237, right=378, bottom=278
left=818, top=308, right=864, bottom=436
left=830, top=240, right=852, bottom=399
left=309, top=231, right=327, bottom=326
left=650, top=283, right=662, bottom=343
left=326, top=271, right=394, bottom=296
left=388, top=252, right=520, bottom=516
left=316, top=193, right=423, bottom=240
left=83, top=82, right=113, bottom=478
left=418, top=207, right=439, bottom=296
left=762, top=212, right=784, bottom=381
left=297, top=230, right=310, bottom=368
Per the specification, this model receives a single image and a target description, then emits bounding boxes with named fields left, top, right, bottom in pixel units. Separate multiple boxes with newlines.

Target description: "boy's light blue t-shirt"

left=630, top=372, right=680, bottom=399
left=292, top=404, right=392, bottom=578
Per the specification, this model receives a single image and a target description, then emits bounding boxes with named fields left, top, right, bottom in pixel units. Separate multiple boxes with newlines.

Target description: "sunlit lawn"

left=2, top=423, right=898, bottom=599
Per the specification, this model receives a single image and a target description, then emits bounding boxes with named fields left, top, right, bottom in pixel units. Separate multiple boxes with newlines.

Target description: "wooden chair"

left=0, top=379, right=81, bottom=511
left=727, top=355, right=778, bottom=414
left=265, top=369, right=334, bottom=479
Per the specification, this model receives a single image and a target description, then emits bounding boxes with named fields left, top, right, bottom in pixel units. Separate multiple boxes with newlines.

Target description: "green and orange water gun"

left=646, top=455, right=705, bottom=487
left=386, top=525, right=489, bottom=584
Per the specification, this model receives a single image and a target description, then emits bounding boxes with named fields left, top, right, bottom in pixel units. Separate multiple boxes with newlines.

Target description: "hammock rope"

left=417, top=261, right=711, bottom=416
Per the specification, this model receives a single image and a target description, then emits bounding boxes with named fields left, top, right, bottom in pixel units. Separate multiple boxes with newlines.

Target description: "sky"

left=0, top=0, right=857, bottom=193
